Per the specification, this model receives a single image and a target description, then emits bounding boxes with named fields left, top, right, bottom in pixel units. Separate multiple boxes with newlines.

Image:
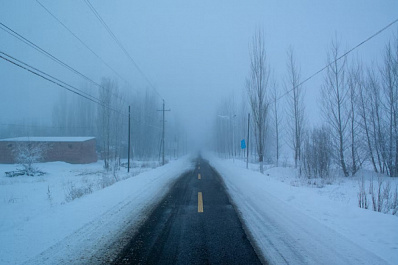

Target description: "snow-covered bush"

left=99, top=173, right=116, bottom=189
left=13, top=141, right=47, bottom=176
left=359, top=176, right=398, bottom=215
left=358, top=175, right=368, bottom=209
left=64, top=181, right=93, bottom=202
left=392, top=186, right=398, bottom=215
left=302, top=127, right=332, bottom=180
left=47, top=185, right=53, bottom=205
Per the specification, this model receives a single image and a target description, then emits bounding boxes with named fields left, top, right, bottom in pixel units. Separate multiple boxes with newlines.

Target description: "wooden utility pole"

left=246, top=113, right=250, bottom=169
left=128, top=105, right=131, bottom=172
left=158, top=100, right=170, bottom=165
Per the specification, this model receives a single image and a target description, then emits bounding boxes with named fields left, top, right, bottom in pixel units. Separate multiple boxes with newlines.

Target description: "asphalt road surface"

left=112, top=158, right=263, bottom=265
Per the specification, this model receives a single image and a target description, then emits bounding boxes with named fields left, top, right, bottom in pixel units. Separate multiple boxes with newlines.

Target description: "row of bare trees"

left=51, top=78, right=164, bottom=170
left=321, top=37, right=398, bottom=177
left=214, top=29, right=398, bottom=178
left=1, top=77, right=182, bottom=170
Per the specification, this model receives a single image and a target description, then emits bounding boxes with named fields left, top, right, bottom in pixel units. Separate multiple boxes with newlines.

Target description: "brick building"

left=0, top=137, right=97, bottom=164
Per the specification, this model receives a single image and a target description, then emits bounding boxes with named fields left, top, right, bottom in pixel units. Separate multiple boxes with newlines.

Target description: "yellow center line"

left=198, top=173, right=201, bottom=180
left=198, top=192, right=204, bottom=213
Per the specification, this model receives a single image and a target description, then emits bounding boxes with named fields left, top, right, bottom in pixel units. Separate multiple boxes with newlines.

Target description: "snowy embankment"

left=0, top=156, right=193, bottom=265
left=205, top=153, right=398, bottom=265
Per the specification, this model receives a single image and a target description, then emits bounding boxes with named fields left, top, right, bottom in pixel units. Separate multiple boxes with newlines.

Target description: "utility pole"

left=232, top=114, right=236, bottom=163
left=128, top=105, right=131, bottom=173
left=246, top=113, right=250, bottom=169
left=157, top=100, right=170, bottom=165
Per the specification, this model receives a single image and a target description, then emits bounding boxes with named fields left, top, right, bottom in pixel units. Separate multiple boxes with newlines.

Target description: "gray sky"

left=0, top=0, right=397, bottom=144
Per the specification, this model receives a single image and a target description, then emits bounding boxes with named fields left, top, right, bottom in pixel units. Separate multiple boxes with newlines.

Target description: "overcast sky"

left=0, top=0, right=397, bottom=144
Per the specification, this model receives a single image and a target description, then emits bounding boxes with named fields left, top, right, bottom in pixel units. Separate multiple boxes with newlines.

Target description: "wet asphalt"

left=112, top=157, right=263, bottom=265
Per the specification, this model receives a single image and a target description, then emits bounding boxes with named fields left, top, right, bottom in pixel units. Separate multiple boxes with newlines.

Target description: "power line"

left=0, top=51, right=127, bottom=116
left=0, top=22, right=129, bottom=106
left=0, top=52, right=162, bottom=130
left=35, top=0, right=138, bottom=94
left=82, top=0, right=164, bottom=100
left=1, top=52, right=100, bottom=103
left=0, top=51, right=100, bottom=104
left=277, top=17, right=398, bottom=101
left=0, top=22, right=102, bottom=88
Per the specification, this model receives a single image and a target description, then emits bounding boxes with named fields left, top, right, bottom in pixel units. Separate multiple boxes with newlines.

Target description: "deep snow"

left=0, top=156, right=194, bottom=264
left=205, top=153, right=398, bottom=265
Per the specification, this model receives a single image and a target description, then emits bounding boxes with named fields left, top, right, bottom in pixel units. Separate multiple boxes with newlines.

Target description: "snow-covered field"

left=2, top=153, right=397, bottom=264
left=0, top=156, right=193, bottom=265
left=206, top=153, right=398, bottom=265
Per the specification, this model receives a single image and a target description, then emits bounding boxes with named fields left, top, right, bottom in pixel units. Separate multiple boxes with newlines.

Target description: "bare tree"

left=285, top=47, right=305, bottom=170
left=380, top=36, right=398, bottom=177
left=98, top=78, right=115, bottom=170
left=302, top=126, right=332, bottom=179
left=110, top=86, right=127, bottom=173
left=347, top=59, right=363, bottom=175
left=246, top=30, right=271, bottom=173
left=214, top=96, right=238, bottom=159
left=13, top=141, right=47, bottom=176
left=271, top=83, right=282, bottom=166
left=321, top=39, right=350, bottom=177
left=357, top=66, right=380, bottom=173
left=367, top=69, right=386, bottom=173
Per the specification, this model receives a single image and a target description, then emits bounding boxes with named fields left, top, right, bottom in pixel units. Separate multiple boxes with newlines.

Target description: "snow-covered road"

left=2, top=154, right=397, bottom=264
left=206, top=154, right=397, bottom=265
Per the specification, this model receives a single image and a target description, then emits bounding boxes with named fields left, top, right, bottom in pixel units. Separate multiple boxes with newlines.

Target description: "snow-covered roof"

left=0, top=137, right=95, bottom=142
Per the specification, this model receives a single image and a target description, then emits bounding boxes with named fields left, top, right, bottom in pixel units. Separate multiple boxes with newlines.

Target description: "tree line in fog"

left=214, top=30, right=398, bottom=178
left=1, top=80, right=186, bottom=170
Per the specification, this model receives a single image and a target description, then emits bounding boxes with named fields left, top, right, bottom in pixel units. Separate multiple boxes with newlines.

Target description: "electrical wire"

left=0, top=22, right=129, bottom=106
left=277, top=17, right=398, bottom=101
left=0, top=52, right=162, bottom=130
left=35, top=0, right=138, bottom=94
left=82, top=0, right=164, bottom=101
left=0, top=51, right=127, bottom=116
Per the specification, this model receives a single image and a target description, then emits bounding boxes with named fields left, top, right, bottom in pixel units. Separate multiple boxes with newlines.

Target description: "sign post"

left=241, top=139, right=246, bottom=149
left=246, top=113, right=250, bottom=169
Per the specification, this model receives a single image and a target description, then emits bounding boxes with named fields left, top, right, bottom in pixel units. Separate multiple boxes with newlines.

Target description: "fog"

left=1, top=0, right=397, bottom=156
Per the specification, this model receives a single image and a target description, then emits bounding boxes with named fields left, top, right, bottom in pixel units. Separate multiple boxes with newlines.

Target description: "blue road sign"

left=241, top=139, right=246, bottom=149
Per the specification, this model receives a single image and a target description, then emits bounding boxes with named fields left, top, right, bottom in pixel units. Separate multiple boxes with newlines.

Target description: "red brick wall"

left=0, top=139, right=97, bottom=164
left=0, top=141, right=15, bottom=164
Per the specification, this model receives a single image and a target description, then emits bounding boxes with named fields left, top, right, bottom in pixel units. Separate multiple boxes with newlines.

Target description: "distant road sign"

left=241, top=139, right=246, bottom=149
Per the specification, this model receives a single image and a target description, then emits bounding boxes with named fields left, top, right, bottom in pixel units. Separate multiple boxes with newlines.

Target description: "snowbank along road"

left=207, top=154, right=392, bottom=265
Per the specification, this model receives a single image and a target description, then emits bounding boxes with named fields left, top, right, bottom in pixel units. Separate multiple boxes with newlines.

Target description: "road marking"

left=198, top=192, right=203, bottom=213
left=198, top=173, right=201, bottom=180
left=198, top=166, right=200, bottom=170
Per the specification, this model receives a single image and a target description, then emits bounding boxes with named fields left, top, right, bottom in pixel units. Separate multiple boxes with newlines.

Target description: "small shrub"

left=13, top=141, right=47, bottom=176
left=99, top=173, right=116, bottom=189
left=392, top=185, right=398, bottom=215
left=65, top=181, right=93, bottom=202
left=47, top=185, right=53, bottom=204
left=364, top=176, right=397, bottom=215
left=302, top=127, right=332, bottom=180
left=358, top=175, right=368, bottom=209
left=4, top=194, right=18, bottom=204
